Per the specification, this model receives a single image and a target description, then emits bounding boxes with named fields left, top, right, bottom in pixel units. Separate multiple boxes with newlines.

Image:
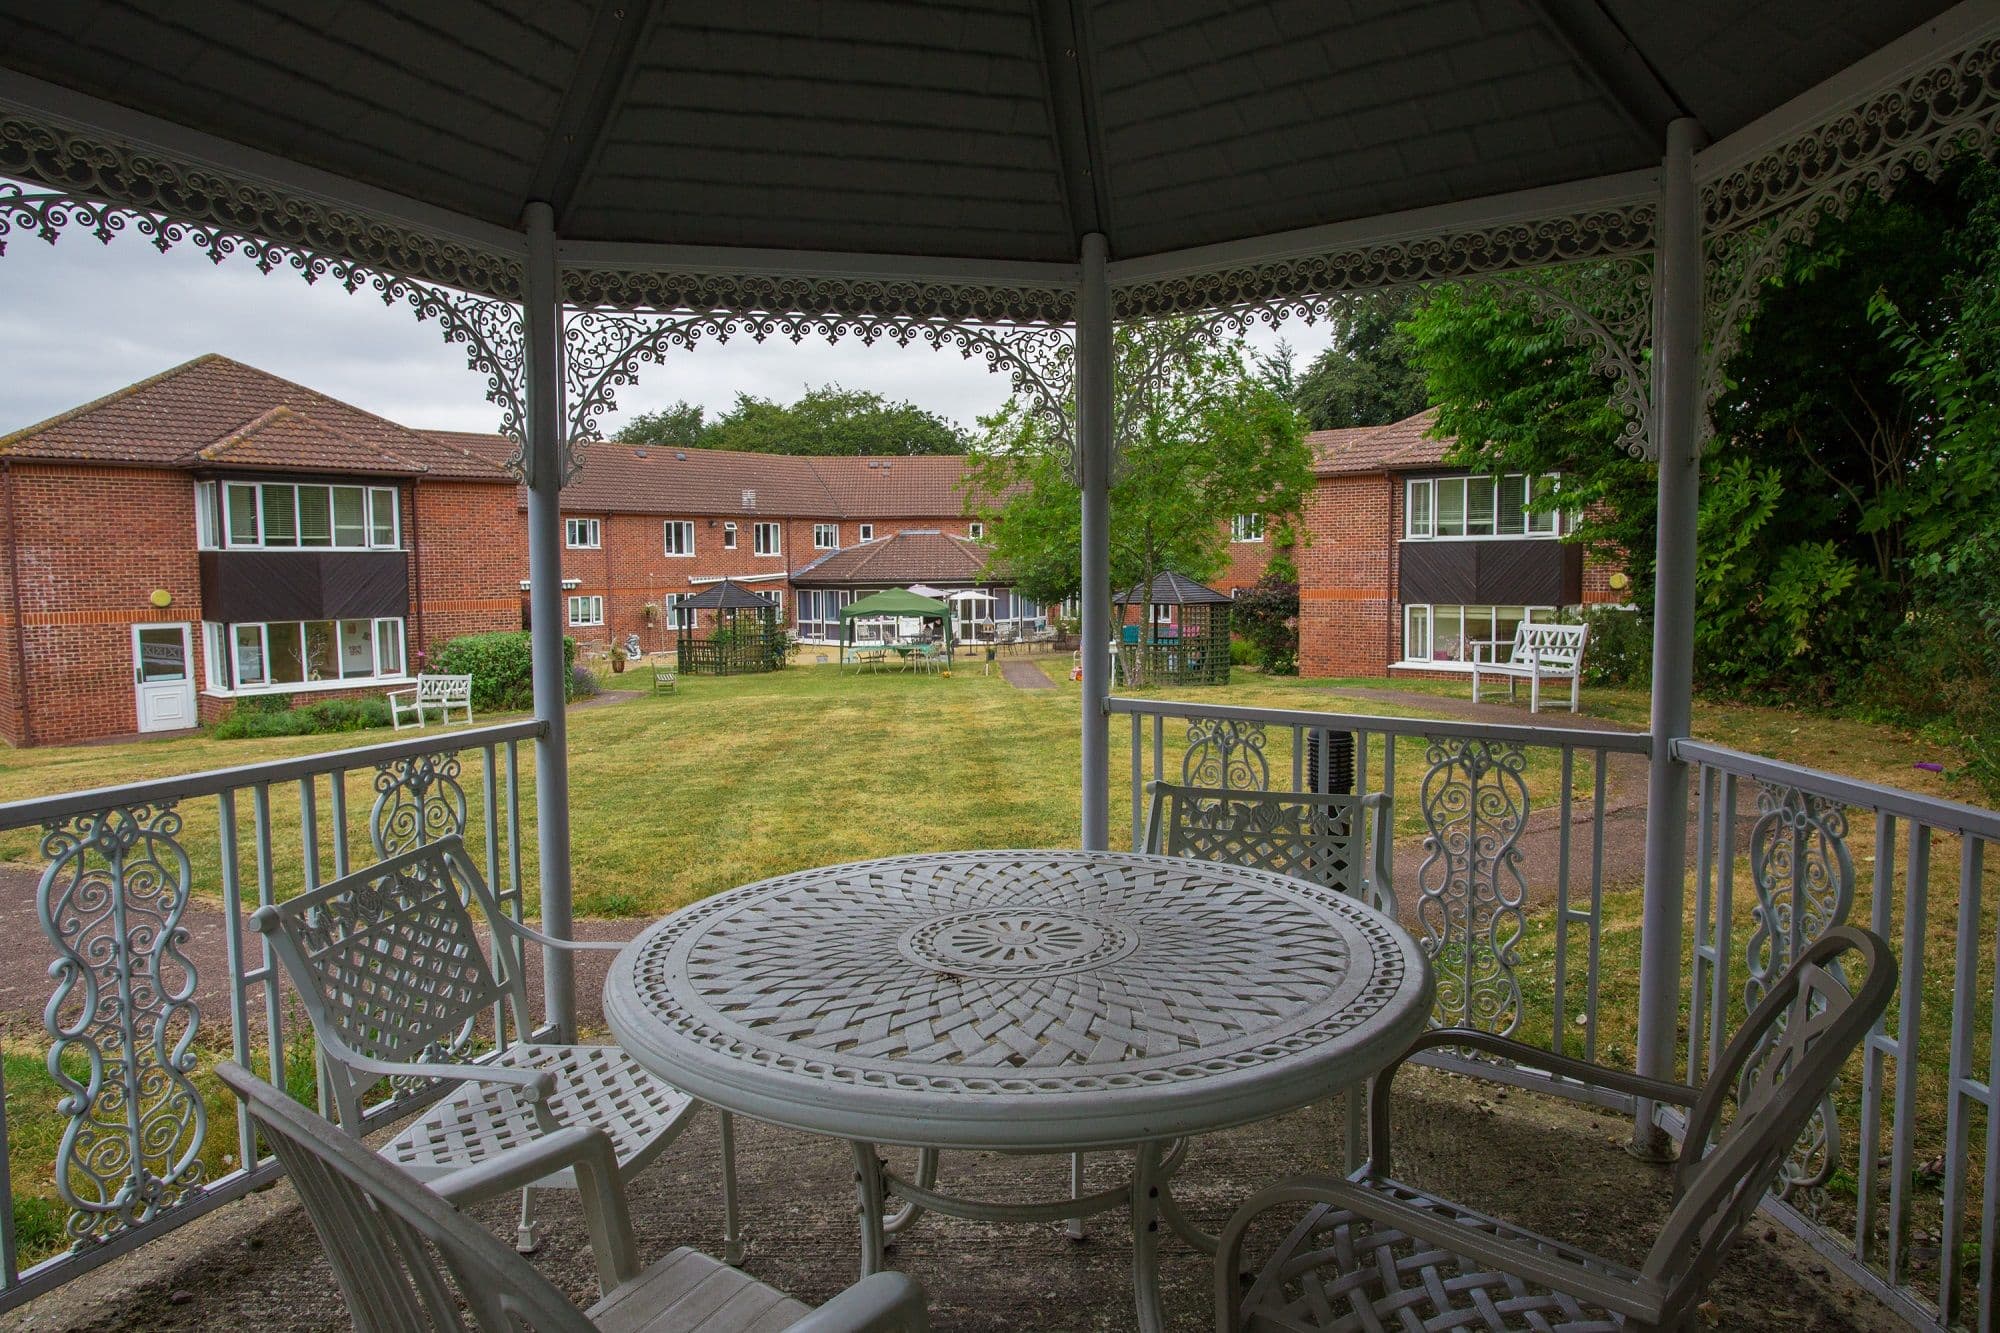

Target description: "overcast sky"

left=0, top=226, right=1331, bottom=440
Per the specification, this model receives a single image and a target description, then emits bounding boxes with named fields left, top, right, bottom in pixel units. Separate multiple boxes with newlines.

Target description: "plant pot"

left=611, top=659, right=626, bottom=674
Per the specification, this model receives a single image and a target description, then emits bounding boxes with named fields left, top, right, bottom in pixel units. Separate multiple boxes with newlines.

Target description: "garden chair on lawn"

left=215, top=1061, right=927, bottom=1332
left=1217, top=924, right=1894, bottom=1332
left=653, top=659, right=678, bottom=695
left=1470, top=621, right=1589, bottom=713
left=252, top=835, right=742, bottom=1262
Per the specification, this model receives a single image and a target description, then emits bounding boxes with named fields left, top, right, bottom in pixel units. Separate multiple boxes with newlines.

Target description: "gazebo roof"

left=1114, top=571, right=1232, bottom=606
left=678, top=578, right=777, bottom=611
left=0, top=3, right=1972, bottom=315
left=839, top=587, right=951, bottom=619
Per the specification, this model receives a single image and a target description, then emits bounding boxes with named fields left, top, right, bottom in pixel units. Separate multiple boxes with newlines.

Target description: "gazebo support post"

left=1631, top=117, right=1704, bottom=1157
left=522, top=199, right=576, bottom=1042
left=1077, top=232, right=1113, bottom=852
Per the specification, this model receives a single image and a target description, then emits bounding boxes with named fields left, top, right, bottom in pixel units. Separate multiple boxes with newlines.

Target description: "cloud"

left=0, top=227, right=1329, bottom=438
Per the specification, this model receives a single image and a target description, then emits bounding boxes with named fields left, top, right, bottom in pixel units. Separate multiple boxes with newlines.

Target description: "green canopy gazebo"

left=677, top=579, right=785, bottom=676
left=838, top=587, right=953, bottom=667
left=1113, top=571, right=1233, bottom=686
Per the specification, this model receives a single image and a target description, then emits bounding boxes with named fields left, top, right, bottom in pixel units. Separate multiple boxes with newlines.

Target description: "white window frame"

left=567, top=594, right=605, bottom=627
left=565, top=517, right=601, bottom=549
left=857, top=523, right=874, bottom=542
left=1230, top=513, right=1264, bottom=543
left=969, top=520, right=985, bottom=539
left=194, top=481, right=220, bottom=549
left=212, top=616, right=408, bottom=693
left=1399, top=604, right=1557, bottom=667
left=663, top=593, right=696, bottom=631
left=753, top=521, right=782, bottom=557
left=813, top=523, right=839, bottom=550
left=663, top=520, right=695, bottom=557
left=1405, top=474, right=1564, bottom=541
left=722, top=521, right=738, bottom=549
left=217, top=481, right=400, bottom=550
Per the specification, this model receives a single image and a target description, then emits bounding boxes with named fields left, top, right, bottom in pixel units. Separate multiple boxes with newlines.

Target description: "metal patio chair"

left=253, top=836, right=741, bottom=1261
left=1143, top=780, right=1394, bottom=915
left=215, top=1061, right=927, bottom=1332
left=1217, top=925, right=1895, bottom=1333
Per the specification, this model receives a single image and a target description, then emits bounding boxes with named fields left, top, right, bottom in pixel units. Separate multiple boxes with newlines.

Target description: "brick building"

left=1288, top=409, right=1624, bottom=678
left=419, top=436, right=1000, bottom=656
left=0, top=355, right=524, bottom=745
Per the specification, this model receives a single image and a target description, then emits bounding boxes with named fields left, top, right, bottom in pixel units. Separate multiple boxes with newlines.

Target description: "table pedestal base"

left=848, top=1140, right=1215, bottom=1333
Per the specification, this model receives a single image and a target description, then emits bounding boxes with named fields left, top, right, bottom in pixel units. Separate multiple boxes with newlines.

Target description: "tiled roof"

left=1114, top=570, right=1231, bottom=605
left=790, top=530, right=1000, bottom=586
left=0, top=354, right=511, bottom=482
left=422, top=434, right=986, bottom=519
left=192, top=407, right=425, bottom=475
left=1308, top=409, right=1452, bottom=477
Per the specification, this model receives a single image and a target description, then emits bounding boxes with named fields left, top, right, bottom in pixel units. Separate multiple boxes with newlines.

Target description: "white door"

left=132, top=624, right=196, bottom=732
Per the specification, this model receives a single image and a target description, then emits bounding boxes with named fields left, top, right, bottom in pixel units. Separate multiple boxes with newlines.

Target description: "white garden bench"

left=1470, top=622, right=1588, bottom=713
left=388, top=673, right=474, bottom=730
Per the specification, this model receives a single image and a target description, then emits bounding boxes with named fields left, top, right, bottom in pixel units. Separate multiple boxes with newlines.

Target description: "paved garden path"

left=1000, top=659, right=1058, bottom=689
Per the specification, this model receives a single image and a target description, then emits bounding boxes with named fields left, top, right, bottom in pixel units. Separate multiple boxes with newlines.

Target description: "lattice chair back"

left=1643, top=924, right=1893, bottom=1324
left=1509, top=621, right=1587, bottom=671
left=252, top=837, right=530, bottom=1131
left=1144, top=781, right=1394, bottom=915
left=216, top=1060, right=593, bottom=1333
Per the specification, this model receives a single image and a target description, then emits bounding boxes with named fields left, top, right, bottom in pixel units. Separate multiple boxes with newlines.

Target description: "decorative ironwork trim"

left=0, top=181, right=527, bottom=448
left=1112, top=203, right=1657, bottom=322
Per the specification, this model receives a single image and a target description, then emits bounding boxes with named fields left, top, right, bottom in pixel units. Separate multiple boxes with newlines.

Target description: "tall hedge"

left=431, top=632, right=577, bottom=711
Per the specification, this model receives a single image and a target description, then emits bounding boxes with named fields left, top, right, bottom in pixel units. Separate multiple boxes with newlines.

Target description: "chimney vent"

left=742, top=488, right=756, bottom=510
left=633, top=447, right=649, bottom=458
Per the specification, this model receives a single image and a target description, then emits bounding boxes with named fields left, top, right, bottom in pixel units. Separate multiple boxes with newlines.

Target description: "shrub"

left=570, top=664, right=601, bottom=699
left=1229, top=637, right=1257, bottom=667
left=1233, top=574, right=1300, bottom=675
left=213, top=695, right=392, bottom=740
left=1573, top=605, right=1652, bottom=687
left=431, top=632, right=578, bottom=710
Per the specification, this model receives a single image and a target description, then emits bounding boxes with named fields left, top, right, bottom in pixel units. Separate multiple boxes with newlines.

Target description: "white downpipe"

left=1077, top=233, right=1113, bottom=851
left=1633, top=118, right=1704, bottom=1151
left=523, top=201, right=576, bottom=1040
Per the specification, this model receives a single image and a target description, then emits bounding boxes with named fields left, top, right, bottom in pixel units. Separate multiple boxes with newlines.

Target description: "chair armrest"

left=490, top=912, right=626, bottom=954
left=786, top=1273, right=929, bottom=1333
left=432, top=1124, right=639, bottom=1293
left=1367, top=1028, right=1695, bottom=1176
left=1216, top=1176, right=1666, bottom=1330
left=316, top=1029, right=557, bottom=1106
left=385, top=687, right=418, bottom=702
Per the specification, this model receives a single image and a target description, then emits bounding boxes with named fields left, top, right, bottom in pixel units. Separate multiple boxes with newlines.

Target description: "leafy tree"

left=1403, top=282, right=1656, bottom=600
left=615, top=400, right=706, bottom=446
left=1294, top=289, right=1429, bottom=429
left=615, top=386, right=967, bottom=455
left=968, top=322, right=1313, bottom=671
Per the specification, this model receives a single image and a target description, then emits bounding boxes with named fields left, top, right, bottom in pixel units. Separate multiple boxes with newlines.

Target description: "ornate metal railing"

left=0, top=720, right=542, bottom=1312
left=1107, top=696, right=1653, bottom=1097
left=1678, top=740, right=1999, bottom=1333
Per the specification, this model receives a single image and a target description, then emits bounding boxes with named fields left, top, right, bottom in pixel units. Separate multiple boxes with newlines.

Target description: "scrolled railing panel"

left=1679, top=738, right=1999, bottom=1333
left=1110, top=696, right=1640, bottom=1090
left=0, top=720, right=542, bottom=1313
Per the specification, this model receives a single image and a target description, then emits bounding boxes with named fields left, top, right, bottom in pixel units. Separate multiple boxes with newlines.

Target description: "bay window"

left=1405, top=474, right=1562, bottom=539
left=207, top=618, right=406, bottom=690
left=1402, top=604, right=1555, bottom=665
left=217, top=481, right=399, bottom=549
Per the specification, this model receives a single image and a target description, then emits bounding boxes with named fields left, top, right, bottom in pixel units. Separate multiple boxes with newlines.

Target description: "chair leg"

left=719, top=1110, right=744, bottom=1265
left=1530, top=671, right=1541, bottom=713
left=1067, top=1151, right=1087, bottom=1241
left=516, top=1185, right=542, bottom=1254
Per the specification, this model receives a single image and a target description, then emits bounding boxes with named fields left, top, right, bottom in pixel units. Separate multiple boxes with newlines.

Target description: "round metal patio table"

left=605, top=849, right=1433, bottom=1332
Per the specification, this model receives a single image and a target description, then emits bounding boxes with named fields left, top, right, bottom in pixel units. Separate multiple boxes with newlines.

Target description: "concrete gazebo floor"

left=4, top=1068, right=1895, bottom=1332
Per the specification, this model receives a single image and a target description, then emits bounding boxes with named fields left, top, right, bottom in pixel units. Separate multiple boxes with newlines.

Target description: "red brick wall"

left=409, top=481, right=526, bottom=664
left=554, top=511, right=976, bottom=653
left=1297, top=474, right=1399, bottom=677
left=0, top=465, right=205, bottom=745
